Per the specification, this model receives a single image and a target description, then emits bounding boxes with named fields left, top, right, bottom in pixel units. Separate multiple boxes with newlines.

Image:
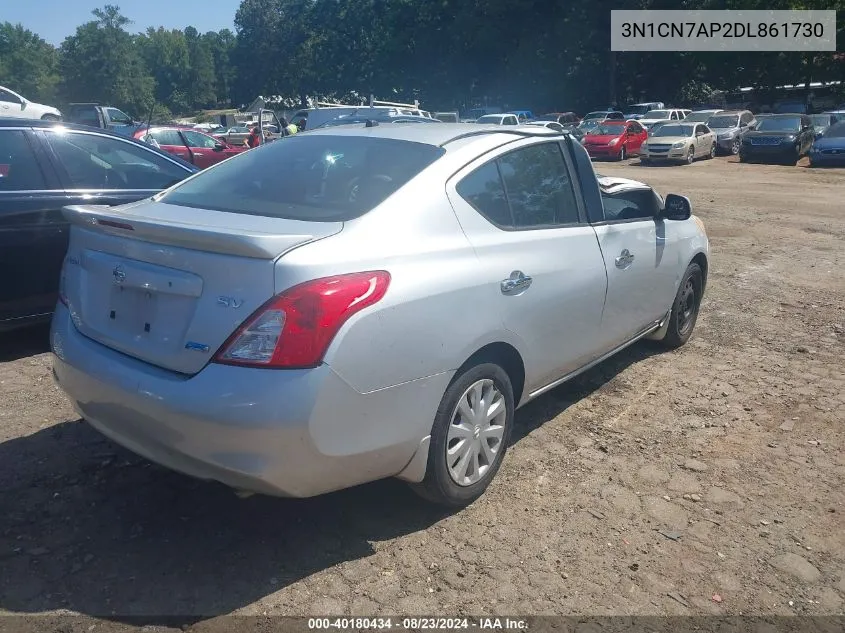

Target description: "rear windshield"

left=707, top=115, right=738, bottom=128
left=160, top=135, right=445, bottom=221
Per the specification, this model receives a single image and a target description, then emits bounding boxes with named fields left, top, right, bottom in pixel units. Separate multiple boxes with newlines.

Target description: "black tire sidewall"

left=662, top=263, right=703, bottom=348
left=687, top=147, right=694, bottom=164
left=421, top=363, right=514, bottom=506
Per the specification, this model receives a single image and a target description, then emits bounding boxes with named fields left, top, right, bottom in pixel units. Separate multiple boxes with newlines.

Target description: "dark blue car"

left=809, top=121, right=845, bottom=167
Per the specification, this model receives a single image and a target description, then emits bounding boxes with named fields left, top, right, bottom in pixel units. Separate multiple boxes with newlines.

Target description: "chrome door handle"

left=615, top=249, right=635, bottom=269
left=500, top=270, right=532, bottom=294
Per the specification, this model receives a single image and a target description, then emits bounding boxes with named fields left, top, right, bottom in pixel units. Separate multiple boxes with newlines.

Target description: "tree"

left=184, top=26, right=217, bottom=109
left=138, top=27, right=192, bottom=113
left=58, top=5, right=154, bottom=116
left=0, top=22, right=59, bottom=102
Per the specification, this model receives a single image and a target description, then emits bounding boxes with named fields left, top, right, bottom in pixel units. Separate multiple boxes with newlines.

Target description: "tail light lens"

left=213, top=271, right=390, bottom=369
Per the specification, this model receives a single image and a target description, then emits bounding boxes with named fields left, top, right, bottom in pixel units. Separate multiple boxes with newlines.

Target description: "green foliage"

left=0, top=22, right=59, bottom=102
left=1, top=1, right=843, bottom=117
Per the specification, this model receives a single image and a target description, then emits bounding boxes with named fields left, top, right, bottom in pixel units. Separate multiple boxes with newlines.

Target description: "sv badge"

left=217, top=296, right=244, bottom=309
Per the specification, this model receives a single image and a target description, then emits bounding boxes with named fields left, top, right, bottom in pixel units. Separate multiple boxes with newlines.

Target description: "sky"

left=3, top=0, right=242, bottom=45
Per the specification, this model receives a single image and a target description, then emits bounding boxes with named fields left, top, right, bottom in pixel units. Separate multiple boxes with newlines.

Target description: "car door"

left=627, top=121, right=647, bottom=153
left=446, top=139, right=609, bottom=391
left=149, top=129, right=192, bottom=163
left=0, top=128, right=72, bottom=326
left=0, top=88, right=25, bottom=119
left=591, top=187, right=681, bottom=347
left=180, top=130, right=225, bottom=168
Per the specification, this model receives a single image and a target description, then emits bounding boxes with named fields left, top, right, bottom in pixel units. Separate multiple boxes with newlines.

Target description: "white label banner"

left=611, top=10, right=837, bottom=52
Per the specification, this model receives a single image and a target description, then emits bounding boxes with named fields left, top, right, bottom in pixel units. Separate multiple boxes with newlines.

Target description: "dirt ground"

left=1, top=154, right=843, bottom=629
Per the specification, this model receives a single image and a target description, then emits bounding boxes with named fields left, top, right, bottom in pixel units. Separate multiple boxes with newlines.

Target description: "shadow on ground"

left=0, top=325, right=50, bottom=363
left=0, top=341, right=660, bottom=623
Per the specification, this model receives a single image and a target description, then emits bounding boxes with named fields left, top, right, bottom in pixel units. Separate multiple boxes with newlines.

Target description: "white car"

left=0, top=86, right=62, bottom=120
left=641, top=122, right=717, bottom=165
left=639, top=108, right=690, bottom=131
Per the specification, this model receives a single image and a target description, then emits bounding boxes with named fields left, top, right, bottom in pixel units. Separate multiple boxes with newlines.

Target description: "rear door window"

left=150, top=129, right=184, bottom=146
left=160, top=135, right=444, bottom=221
left=45, top=131, right=189, bottom=190
left=0, top=130, right=47, bottom=191
left=181, top=131, right=219, bottom=149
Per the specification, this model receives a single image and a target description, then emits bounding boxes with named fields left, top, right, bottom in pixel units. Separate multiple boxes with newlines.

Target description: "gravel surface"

left=1, top=154, right=843, bottom=627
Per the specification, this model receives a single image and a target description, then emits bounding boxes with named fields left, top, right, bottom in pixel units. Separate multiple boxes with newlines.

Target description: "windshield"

left=652, top=124, right=693, bottom=137
left=625, top=105, right=651, bottom=115
left=810, top=115, right=831, bottom=127
left=583, top=112, right=607, bottom=120
left=160, top=135, right=445, bottom=221
left=476, top=115, right=504, bottom=123
left=707, top=115, right=738, bottom=128
left=823, top=122, right=845, bottom=138
left=644, top=110, right=671, bottom=119
left=579, top=119, right=600, bottom=130
left=683, top=112, right=716, bottom=122
left=755, top=117, right=801, bottom=132
left=590, top=123, right=626, bottom=135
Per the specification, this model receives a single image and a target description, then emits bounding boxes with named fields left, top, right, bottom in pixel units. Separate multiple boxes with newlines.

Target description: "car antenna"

left=144, top=100, right=156, bottom=135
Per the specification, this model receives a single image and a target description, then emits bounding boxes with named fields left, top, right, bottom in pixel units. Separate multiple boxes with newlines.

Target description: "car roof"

left=303, top=122, right=568, bottom=148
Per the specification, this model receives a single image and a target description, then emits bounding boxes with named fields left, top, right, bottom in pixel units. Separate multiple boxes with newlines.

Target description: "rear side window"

left=151, top=130, right=184, bottom=146
left=0, top=130, right=47, bottom=191
left=456, top=161, right=510, bottom=226
left=46, top=131, right=189, bottom=190
left=160, top=135, right=445, bottom=221
left=456, top=142, right=580, bottom=229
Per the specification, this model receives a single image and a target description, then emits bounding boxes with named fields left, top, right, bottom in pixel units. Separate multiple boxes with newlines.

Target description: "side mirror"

left=662, top=194, right=692, bottom=220
left=213, top=143, right=226, bottom=151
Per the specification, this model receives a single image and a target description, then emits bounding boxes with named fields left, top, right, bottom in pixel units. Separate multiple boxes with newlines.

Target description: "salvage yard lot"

left=0, top=155, right=843, bottom=623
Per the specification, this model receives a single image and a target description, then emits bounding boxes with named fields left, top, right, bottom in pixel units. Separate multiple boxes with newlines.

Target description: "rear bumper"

left=50, top=304, right=448, bottom=497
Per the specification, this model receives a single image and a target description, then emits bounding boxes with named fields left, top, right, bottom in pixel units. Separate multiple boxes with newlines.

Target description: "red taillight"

left=213, top=271, right=390, bottom=369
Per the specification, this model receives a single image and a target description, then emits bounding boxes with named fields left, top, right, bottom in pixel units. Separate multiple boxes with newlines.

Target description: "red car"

left=582, top=120, right=648, bottom=160
left=133, top=127, right=246, bottom=169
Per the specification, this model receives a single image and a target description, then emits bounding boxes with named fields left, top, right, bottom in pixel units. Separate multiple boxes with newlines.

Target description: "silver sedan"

left=52, top=124, right=709, bottom=506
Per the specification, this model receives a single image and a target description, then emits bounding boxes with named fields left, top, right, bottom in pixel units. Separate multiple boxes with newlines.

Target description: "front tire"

left=618, top=145, right=626, bottom=161
left=658, top=263, right=703, bottom=349
left=412, top=363, right=514, bottom=507
left=686, top=146, right=695, bottom=165
left=708, top=143, right=716, bottom=159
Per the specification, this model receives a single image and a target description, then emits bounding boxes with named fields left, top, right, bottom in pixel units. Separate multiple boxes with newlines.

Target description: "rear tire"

left=658, top=263, right=703, bottom=349
left=412, top=363, right=514, bottom=507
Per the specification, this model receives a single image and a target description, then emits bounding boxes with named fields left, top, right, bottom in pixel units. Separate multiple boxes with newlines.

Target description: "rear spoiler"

left=62, top=204, right=318, bottom=260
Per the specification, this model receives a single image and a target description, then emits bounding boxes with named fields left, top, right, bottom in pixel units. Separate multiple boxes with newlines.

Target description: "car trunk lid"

left=61, top=201, right=342, bottom=375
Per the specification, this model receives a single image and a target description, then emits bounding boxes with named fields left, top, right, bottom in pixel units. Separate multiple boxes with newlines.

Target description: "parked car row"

left=576, top=105, right=845, bottom=167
